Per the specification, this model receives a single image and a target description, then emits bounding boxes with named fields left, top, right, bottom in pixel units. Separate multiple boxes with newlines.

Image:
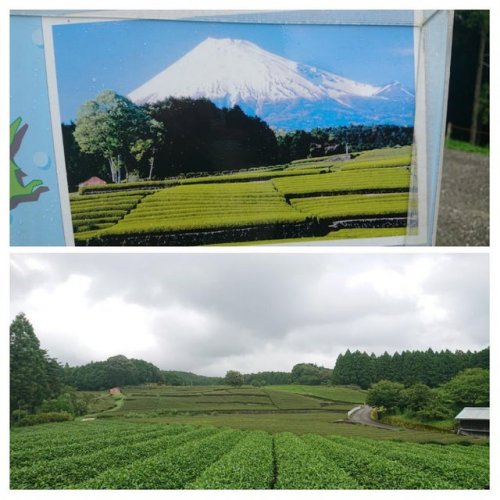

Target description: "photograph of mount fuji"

left=51, top=18, right=417, bottom=245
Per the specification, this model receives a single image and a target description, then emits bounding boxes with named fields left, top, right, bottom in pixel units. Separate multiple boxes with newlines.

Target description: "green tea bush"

left=290, top=193, right=409, bottom=220
left=94, top=182, right=306, bottom=236
left=15, top=412, right=73, bottom=427
left=188, top=431, right=274, bottom=489
left=84, top=428, right=242, bottom=489
left=11, top=425, right=198, bottom=489
left=273, top=167, right=410, bottom=197
left=316, top=435, right=453, bottom=489
left=336, top=435, right=489, bottom=489
left=79, top=180, right=176, bottom=194
left=274, top=432, right=358, bottom=489
left=10, top=424, right=169, bottom=468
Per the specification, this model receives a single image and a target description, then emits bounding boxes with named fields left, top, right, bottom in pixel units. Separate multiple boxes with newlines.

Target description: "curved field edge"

left=10, top=420, right=489, bottom=490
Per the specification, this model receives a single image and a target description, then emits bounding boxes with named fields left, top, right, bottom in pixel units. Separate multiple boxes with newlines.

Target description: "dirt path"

left=436, top=149, right=489, bottom=246
left=347, top=405, right=400, bottom=431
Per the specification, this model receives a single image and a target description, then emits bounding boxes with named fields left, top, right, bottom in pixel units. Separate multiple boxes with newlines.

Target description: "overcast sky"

left=10, top=253, right=489, bottom=376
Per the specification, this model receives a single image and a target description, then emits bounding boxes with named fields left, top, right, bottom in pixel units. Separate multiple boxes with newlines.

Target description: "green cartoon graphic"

left=10, top=117, right=49, bottom=210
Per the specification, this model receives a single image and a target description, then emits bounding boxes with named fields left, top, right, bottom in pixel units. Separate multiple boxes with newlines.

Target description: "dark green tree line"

left=63, top=354, right=163, bottom=391
left=277, top=125, right=413, bottom=162
left=160, top=370, right=223, bottom=386
left=331, top=347, right=489, bottom=389
left=64, top=90, right=414, bottom=188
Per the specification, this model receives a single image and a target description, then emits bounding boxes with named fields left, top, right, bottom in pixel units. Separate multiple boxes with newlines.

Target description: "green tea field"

left=70, top=146, right=412, bottom=245
left=10, top=420, right=489, bottom=489
left=79, top=385, right=481, bottom=443
left=111, top=384, right=358, bottom=413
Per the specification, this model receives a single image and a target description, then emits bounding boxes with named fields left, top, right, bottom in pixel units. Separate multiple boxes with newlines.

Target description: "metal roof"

left=455, top=407, right=489, bottom=421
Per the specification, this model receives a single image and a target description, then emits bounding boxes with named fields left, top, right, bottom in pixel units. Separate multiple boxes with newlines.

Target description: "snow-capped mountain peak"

left=129, top=37, right=325, bottom=107
left=129, top=37, right=415, bottom=129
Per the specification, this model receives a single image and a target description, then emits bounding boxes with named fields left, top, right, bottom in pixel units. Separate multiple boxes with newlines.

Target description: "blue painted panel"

left=10, top=16, right=66, bottom=246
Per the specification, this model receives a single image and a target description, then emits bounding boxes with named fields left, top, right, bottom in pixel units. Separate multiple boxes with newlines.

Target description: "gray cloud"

left=10, top=253, right=489, bottom=375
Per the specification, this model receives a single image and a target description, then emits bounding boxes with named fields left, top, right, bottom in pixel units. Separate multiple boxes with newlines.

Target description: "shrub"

left=15, top=412, right=73, bottom=427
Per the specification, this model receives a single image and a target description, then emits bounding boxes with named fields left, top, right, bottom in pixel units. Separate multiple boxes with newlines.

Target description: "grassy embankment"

left=445, top=139, right=489, bottom=155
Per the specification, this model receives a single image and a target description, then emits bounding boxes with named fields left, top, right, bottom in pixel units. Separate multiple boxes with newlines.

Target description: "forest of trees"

left=62, top=355, right=163, bottom=391
left=63, top=90, right=414, bottom=190
left=331, top=348, right=490, bottom=390
left=366, top=367, right=489, bottom=422
left=145, top=98, right=279, bottom=177
left=160, top=370, right=222, bottom=386
left=276, top=125, right=413, bottom=163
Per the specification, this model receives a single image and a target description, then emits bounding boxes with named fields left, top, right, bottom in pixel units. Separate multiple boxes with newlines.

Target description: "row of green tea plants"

left=70, top=190, right=151, bottom=233
left=77, top=182, right=313, bottom=244
left=272, top=166, right=410, bottom=198
left=119, top=182, right=303, bottom=225
left=77, top=163, right=326, bottom=196
left=78, top=162, right=337, bottom=194
left=74, top=189, right=411, bottom=246
left=11, top=420, right=489, bottom=489
left=340, top=154, right=412, bottom=171
left=80, top=428, right=243, bottom=489
left=188, top=431, right=274, bottom=489
left=328, top=435, right=489, bottom=489
left=290, top=193, right=410, bottom=220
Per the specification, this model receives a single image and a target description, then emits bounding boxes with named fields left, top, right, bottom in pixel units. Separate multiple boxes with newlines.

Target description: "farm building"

left=455, top=407, right=489, bottom=437
left=78, top=176, right=106, bottom=188
left=109, top=387, right=121, bottom=395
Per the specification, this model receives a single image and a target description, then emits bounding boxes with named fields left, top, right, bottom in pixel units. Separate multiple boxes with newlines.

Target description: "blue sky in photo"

left=53, top=19, right=415, bottom=124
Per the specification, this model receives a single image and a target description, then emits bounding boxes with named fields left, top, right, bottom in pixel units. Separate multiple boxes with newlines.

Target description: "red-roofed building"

left=109, top=387, right=121, bottom=395
left=78, top=176, right=107, bottom=188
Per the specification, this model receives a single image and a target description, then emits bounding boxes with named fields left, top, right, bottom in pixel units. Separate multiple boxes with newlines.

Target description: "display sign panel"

left=10, top=10, right=454, bottom=246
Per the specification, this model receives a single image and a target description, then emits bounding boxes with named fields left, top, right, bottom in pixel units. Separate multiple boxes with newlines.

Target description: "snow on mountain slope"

left=375, top=81, right=415, bottom=101
left=129, top=38, right=325, bottom=106
left=129, top=37, right=415, bottom=129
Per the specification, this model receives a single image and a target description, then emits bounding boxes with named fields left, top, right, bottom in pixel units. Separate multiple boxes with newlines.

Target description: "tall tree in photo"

left=74, top=90, right=163, bottom=183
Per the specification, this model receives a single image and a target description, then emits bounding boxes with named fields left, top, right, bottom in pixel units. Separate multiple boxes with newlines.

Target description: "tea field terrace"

left=70, top=146, right=413, bottom=245
left=82, top=384, right=483, bottom=443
